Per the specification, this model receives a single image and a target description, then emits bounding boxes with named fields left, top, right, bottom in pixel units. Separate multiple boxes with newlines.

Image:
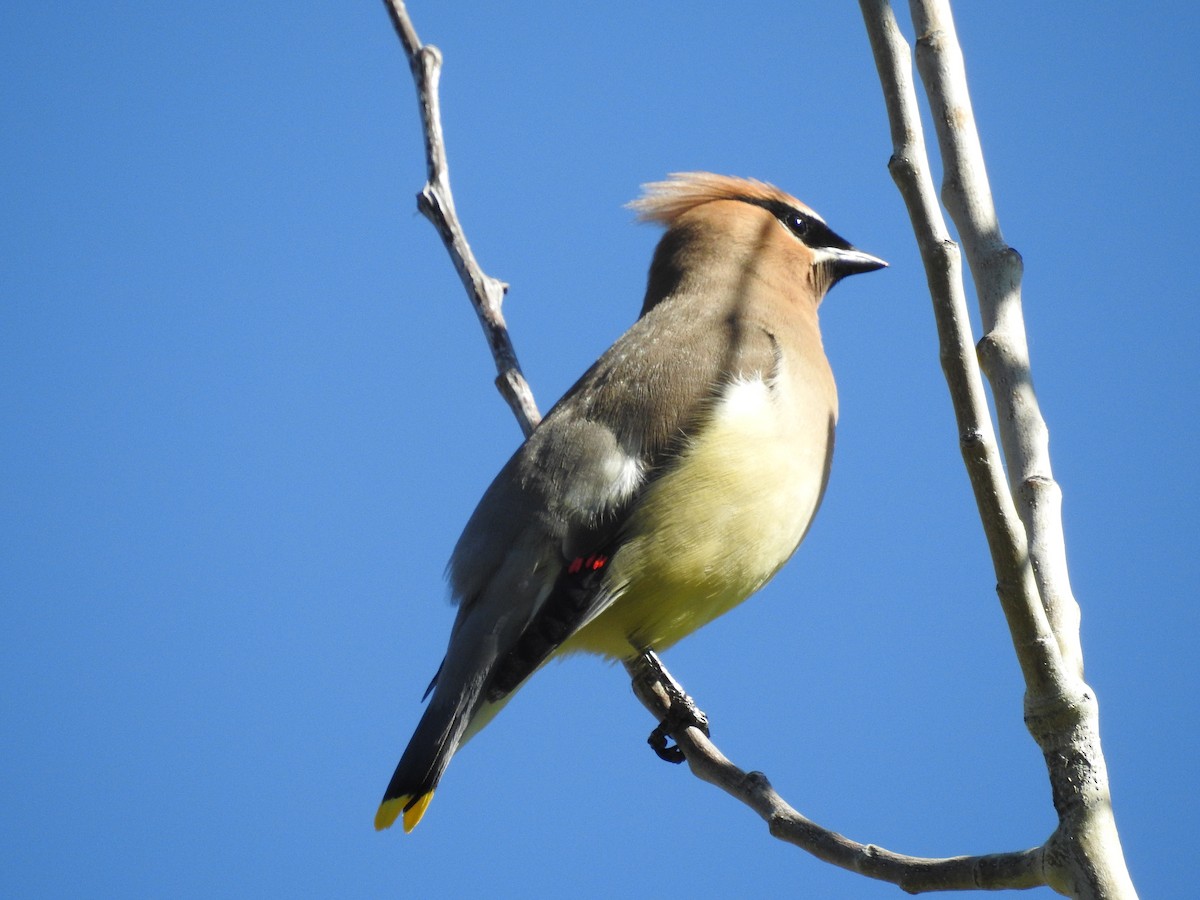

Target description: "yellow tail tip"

left=374, top=792, right=434, bottom=833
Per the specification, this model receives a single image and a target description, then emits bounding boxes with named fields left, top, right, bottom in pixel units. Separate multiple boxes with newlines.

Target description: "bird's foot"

left=632, top=650, right=710, bottom=764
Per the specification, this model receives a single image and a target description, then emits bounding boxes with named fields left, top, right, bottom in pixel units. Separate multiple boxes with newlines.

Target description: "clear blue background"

left=3, top=2, right=1196, bottom=897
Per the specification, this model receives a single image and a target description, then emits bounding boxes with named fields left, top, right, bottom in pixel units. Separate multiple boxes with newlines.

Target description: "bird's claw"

left=648, top=721, right=685, bottom=763
left=644, top=662, right=710, bottom=764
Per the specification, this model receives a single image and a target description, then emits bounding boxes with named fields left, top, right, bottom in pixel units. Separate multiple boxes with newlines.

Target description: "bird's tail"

left=375, top=790, right=433, bottom=833
left=376, top=571, right=553, bottom=832
left=374, top=674, right=481, bottom=832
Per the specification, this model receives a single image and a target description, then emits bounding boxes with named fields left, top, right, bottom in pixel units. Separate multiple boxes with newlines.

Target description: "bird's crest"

left=629, top=172, right=820, bottom=226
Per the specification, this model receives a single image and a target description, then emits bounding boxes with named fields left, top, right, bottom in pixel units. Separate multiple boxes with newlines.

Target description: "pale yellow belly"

left=562, top=374, right=833, bottom=659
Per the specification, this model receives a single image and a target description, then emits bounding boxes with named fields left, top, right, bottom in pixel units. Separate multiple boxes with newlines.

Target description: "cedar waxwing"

left=376, top=172, right=886, bottom=832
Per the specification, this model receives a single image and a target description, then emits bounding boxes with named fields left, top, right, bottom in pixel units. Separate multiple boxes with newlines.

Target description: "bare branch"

left=908, top=0, right=1082, bottom=681
left=625, top=656, right=1047, bottom=894
left=381, top=0, right=540, bottom=435
left=858, top=0, right=1061, bottom=700
left=860, top=1, right=1137, bottom=896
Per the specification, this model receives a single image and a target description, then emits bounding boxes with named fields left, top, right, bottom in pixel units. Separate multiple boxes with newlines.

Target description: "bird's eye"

left=783, top=211, right=809, bottom=238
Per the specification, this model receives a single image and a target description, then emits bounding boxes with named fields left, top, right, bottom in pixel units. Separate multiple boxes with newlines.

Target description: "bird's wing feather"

left=445, top=295, right=782, bottom=700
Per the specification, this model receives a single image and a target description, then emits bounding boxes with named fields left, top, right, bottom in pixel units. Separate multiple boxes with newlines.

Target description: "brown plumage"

left=376, top=173, right=886, bottom=833
left=629, top=171, right=821, bottom=226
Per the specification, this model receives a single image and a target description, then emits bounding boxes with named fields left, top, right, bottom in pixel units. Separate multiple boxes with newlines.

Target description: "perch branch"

left=625, top=655, right=1046, bottom=893
left=381, top=0, right=540, bottom=435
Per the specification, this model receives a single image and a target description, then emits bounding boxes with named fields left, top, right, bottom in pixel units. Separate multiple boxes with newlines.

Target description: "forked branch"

left=860, top=1, right=1136, bottom=896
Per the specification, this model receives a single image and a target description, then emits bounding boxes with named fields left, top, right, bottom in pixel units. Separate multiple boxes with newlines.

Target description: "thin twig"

left=625, top=656, right=1046, bottom=893
left=381, top=0, right=540, bottom=436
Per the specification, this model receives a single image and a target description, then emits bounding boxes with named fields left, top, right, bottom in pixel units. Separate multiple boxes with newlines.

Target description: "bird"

left=375, top=172, right=886, bottom=832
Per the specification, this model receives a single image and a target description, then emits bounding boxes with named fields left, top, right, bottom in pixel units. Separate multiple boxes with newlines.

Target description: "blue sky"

left=3, top=2, right=1197, bottom=897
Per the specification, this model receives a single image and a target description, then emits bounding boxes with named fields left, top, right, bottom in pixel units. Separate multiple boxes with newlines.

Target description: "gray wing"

left=379, top=296, right=780, bottom=811
left=441, top=294, right=782, bottom=698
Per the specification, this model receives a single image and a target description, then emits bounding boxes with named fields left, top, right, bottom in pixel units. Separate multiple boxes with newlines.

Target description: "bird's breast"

left=567, top=358, right=836, bottom=657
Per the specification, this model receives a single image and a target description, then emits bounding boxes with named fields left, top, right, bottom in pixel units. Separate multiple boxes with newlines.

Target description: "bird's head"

left=629, top=172, right=886, bottom=312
